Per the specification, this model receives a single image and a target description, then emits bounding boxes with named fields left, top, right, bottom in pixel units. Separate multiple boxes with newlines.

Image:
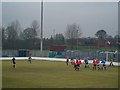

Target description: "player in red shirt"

left=93, top=58, right=97, bottom=70
left=77, top=58, right=81, bottom=70
left=73, top=59, right=77, bottom=70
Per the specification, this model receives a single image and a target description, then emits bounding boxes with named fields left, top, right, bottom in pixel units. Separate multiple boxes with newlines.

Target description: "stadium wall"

left=2, top=50, right=119, bottom=62
left=0, top=57, right=120, bottom=66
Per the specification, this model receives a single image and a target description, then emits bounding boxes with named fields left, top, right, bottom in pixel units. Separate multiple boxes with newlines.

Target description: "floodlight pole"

left=40, top=0, right=43, bottom=56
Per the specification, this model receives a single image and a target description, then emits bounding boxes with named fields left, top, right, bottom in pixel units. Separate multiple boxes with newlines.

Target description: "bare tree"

left=2, top=27, right=6, bottom=41
left=31, top=20, right=39, bottom=38
left=31, top=20, right=40, bottom=50
left=6, top=26, right=18, bottom=41
left=11, top=20, right=22, bottom=37
left=65, top=23, right=82, bottom=39
left=65, top=23, right=82, bottom=49
left=31, top=20, right=39, bottom=30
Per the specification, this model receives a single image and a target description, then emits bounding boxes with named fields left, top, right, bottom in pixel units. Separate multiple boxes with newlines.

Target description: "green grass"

left=2, top=60, right=119, bottom=88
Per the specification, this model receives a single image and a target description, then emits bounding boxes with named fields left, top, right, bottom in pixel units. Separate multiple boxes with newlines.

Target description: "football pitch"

left=2, top=60, right=119, bottom=88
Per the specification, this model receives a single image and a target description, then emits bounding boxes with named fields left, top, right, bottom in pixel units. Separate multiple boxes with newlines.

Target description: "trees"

left=22, top=28, right=35, bottom=40
left=31, top=20, right=39, bottom=49
left=31, top=20, right=39, bottom=31
left=2, top=19, right=118, bottom=50
left=31, top=20, right=39, bottom=38
left=19, top=20, right=39, bottom=40
left=18, top=27, right=38, bottom=49
left=114, top=34, right=120, bottom=46
left=95, top=29, right=107, bottom=39
left=19, top=20, right=39, bottom=49
left=65, top=23, right=82, bottom=39
left=11, top=20, right=21, bottom=36
left=3, top=23, right=19, bottom=49
left=95, top=29, right=112, bottom=48
left=53, top=33, right=65, bottom=45
left=65, top=23, right=82, bottom=49
left=2, top=27, right=6, bottom=42
left=5, top=20, right=21, bottom=41
left=6, top=25, right=18, bottom=41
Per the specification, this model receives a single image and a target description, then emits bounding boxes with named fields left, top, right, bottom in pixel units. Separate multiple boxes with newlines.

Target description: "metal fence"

left=2, top=50, right=49, bottom=57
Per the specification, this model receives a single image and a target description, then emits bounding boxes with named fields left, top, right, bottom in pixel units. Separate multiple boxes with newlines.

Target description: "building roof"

left=50, top=45, right=66, bottom=51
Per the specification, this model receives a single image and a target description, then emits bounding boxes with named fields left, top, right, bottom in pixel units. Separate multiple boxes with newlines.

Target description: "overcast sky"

left=2, top=1, right=118, bottom=38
